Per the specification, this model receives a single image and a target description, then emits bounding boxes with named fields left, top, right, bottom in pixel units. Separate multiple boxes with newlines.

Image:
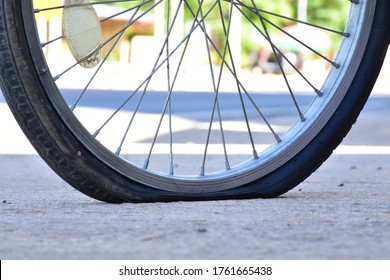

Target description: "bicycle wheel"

left=0, top=0, right=389, bottom=202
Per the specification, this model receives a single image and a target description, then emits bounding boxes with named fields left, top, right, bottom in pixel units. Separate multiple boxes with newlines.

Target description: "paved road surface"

left=1, top=88, right=390, bottom=259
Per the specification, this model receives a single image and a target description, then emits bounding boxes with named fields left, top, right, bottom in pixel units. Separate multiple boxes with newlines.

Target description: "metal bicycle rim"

left=26, top=0, right=375, bottom=193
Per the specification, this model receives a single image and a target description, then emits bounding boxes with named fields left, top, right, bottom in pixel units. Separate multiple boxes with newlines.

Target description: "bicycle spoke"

left=41, top=35, right=63, bottom=48
left=53, top=62, right=79, bottom=81
left=34, top=0, right=143, bottom=13
left=233, top=0, right=342, bottom=69
left=70, top=1, right=147, bottom=110
left=263, top=17, right=338, bottom=68
left=100, top=1, right=155, bottom=23
left=53, top=0, right=160, bottom=82
left=19, top=0, right=370, bottom=193
left=110, top=0, right=185, bottom=157
left=247, top=0, right=306, bottom=121
left=115, top=0, right=185, bottom=172
left=184, top=0, right=282, bottom=144
left=105, top=0, right=213, bottom=170
left=196, top=0, right=231, bottom=174
left=213, top=1, right=231, bottom=171
left=233, top=3, right=325, bottom=96
left=144, top=0, right=208, bottom=171
left=166, top=0, right=175, bottom=175
left=231, top=0, right=350, bottom=37
left=93, top=0, right=218, bottom=139
left=38, top=0, right=154, bottom=48
left=222, top=2, right=260, bottom=159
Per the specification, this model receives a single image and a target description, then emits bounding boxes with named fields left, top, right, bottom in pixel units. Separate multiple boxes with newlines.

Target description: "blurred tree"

left=93, top=0, right=350, bottom=64
left=307, top=0, right=349, bottom=31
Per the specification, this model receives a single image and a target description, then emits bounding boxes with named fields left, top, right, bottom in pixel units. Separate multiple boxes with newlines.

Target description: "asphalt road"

left=1, top=89, right=390, bottom=259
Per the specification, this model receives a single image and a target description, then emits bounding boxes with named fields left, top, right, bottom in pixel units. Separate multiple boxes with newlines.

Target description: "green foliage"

left=94, top=0, right=351, bottom=64
left=307, top=0, right=349, bottom=31
left=94, top=0, right=349, bottom=31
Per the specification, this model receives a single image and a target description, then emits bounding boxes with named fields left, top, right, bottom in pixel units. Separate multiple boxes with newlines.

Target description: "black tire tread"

left=0, top=1, right=124, bottom=203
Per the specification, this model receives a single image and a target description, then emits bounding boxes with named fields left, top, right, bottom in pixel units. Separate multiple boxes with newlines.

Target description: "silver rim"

left=31, top=0, right=375, bottom=193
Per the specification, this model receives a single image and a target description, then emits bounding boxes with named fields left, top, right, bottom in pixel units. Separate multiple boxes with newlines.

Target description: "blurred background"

left=33, top=0, right=347, bottom=91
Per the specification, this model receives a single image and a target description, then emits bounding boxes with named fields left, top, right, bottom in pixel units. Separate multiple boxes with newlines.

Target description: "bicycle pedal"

left=62, top=0, right=103, bottom=68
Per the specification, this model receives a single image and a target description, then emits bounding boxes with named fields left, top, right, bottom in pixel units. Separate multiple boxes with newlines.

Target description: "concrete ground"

left=1, top=62, right=390, bottom=259
left=1, top=101, right=390, bottom=260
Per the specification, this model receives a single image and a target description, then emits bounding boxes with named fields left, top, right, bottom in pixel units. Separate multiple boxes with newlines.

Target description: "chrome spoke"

left=184, top=1, right=282, bottom=143
left=220, top=0, right=259, bottom=160
left=249, top=0, right=306, bottom=121
left=53, top=0, right=160, bottom=82
left=198, top=0, right=231, bottom=175
left=112, top=0, right=185, bottom=157
left=233, top=3, right=325, bottom=96
left=71, top=1, right=146, bottom=110
left=34, top=0, right=143, bottom=13
left=29, top=0, right=363, bottom=188
left=39, top=0, right=154, bottom=48
left=231, top=0, right=350, bottom=37
left=165, top=0, right=174, bottom=175
left=144, top=0, right=206, bottom=170
left=93, top=0, right=218, bottom=138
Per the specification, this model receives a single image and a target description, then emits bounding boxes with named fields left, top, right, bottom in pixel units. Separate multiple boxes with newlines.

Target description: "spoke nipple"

left=92, top=130, right=100, bottom=138
left=143, top=159, right=150, bottom=170
left=333, top=62, right=341, bottom=69
left=116, top=148, right=121, bottom=156
left=343, top=32, right=350, bottom=38
left=170, top=164, right=174, bottom=176
left=225, top=162, right=231, bottom=171
left=200, top=167, right=205, bottom=177
left=315, top=89, right=324, bottom=97
left=275, top=135, right=282, bottom=143
left=53, top=75, right=60, bottom=81
left=39, top=67, right=48, bottom=75
left=300, top=113, right=306, bottom=122
left=253, top=150, right=259, bottom=160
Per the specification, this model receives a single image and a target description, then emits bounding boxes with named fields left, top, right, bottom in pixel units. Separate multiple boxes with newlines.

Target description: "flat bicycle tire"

left=0, top=0, right=389, bottom=202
